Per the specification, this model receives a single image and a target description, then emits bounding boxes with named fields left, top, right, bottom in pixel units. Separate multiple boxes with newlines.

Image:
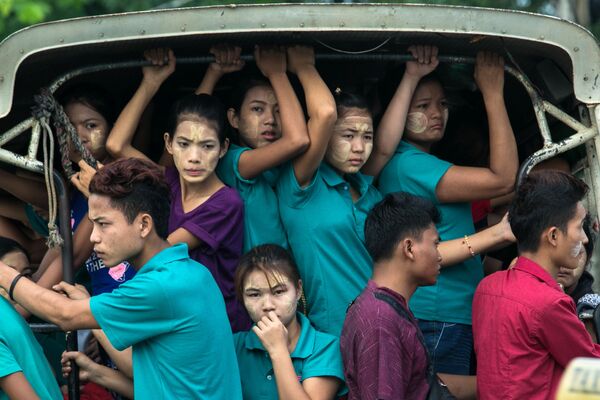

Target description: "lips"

left=349, top=159, right=363, bottom=166
left=185, top=169, right=205, bottom=176
left=261, top=131, right=278, bottom=141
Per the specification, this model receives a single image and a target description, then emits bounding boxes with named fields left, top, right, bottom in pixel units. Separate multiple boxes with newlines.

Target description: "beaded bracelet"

left=463, top=235, right=476, bottom=258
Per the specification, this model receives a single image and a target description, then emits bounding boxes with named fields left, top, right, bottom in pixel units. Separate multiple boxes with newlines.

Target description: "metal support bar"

left=27, top=121, right=41, bottom=160
left=0, top=147, right=44, bottom=173
left=29, top=323, right=62, bottom=333
left=52, top=171, right=79, bottom=400
left=517, top=126, right=598, bottom=185
left=0, top=117, right=33, bottom=147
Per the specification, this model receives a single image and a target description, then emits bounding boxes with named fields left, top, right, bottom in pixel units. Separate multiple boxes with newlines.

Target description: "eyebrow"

left=176, top=136, right=217, bottom=144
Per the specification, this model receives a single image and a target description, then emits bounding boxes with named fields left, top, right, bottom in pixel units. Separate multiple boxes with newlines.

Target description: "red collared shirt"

left=473, top=256, right=600, bottom=400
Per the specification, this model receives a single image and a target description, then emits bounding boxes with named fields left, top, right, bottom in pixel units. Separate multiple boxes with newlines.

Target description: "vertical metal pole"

left=52, top=171, right=79, bottom=400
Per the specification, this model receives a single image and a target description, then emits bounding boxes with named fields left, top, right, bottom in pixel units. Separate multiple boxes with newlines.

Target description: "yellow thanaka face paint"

left=406, top=112, right=428, bottom=134
left=243, top=270, right=298, bottom=326
left=326, top=114, right=373, bottom=173
left=90, top=129, right=106, bottom=152
left=167, top=119, right=222, bottom=184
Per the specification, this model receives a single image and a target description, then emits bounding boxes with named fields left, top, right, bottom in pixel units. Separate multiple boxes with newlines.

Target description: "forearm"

left=439, top=222, right=510, bottom=267
left=93, top=329, right=133, bottom=378
left=106, top=79, right=160, bottom=158
left=270, top=351, right=311, bottom=400
left=0, top=169, right=48, bottom=210
left=296, top=66, right=336, bottom=125
left=375, top=73, right=420, bottom=155
left=0, top=263, right=94, bottom=330
left=195, top=68, right=223, bottom=95
left=270, top=72, right=309, bottom=148
left=485, top=93, right=518, bottom=186
left=89, top=363, right=134, bottom=399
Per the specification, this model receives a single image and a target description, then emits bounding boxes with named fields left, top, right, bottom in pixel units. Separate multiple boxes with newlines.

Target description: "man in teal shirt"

left=0, top=158, right=242, bottom=399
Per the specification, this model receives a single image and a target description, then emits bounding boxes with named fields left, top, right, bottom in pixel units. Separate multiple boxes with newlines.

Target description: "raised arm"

left=436, top=51, right=518, bottom=203
left=362, top=45, right=439, bottom=177
left=438, top=213, right=515, bottom=268
left=236, top=45, right=309, bottom=180
left=105, top=48, right=175, bottom=162
left=195, top=44, right=244, bottom=95
left=0, top=264, right=97, bottom=331
left=289, top=47, right=337, bottom=187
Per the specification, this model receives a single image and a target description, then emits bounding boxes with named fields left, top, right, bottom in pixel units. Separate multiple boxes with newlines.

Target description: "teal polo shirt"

left=0, top=297, right=62, bottom=400
left=90, top=243, right=242, bottom=399
left=233, top=313, right=346, bottom=399
left=378, top=140, right=482, bottom=325
left=217, top=144, right=288, bottom=252
left=277, top=162, right=382, bottom=336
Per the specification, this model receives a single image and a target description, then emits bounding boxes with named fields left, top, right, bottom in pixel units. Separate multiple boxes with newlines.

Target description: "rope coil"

left=32, top=88, right=99, bottom=248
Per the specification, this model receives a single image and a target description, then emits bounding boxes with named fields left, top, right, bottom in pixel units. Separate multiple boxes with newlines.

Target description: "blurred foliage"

left=0, top=0, right=597, bottom=42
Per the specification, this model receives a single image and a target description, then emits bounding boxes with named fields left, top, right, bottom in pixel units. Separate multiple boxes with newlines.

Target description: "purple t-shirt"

left=340, top=280, right=429, bottom=400
left=165, top=167, right=250, bottom=332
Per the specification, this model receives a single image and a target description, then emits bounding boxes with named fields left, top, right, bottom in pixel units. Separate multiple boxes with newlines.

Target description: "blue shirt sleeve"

left=276, top=163, right=320, bottom=209
left=217, top=145, right=255, bottom=187
left=0, top=341, right=21, bottom=378
left=394, top=148, right=452, bottom=204
left=89, top=272, right=174, bottom=350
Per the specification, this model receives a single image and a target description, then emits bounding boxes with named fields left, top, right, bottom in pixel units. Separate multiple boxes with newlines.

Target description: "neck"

left=371, top=259, right=418, bottom=302
left=520, top=251, right=560, bottom=280
left=406, top=139, right=432, bottom=153
left=285, top=314, right=302, bottom=353
left=130, top=235, right=170, bottom=271
left=180, top=171, right=222, bottom=200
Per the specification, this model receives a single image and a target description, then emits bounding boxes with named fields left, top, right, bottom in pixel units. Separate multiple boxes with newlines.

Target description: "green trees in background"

left=0, top=0, right=598, bottom=42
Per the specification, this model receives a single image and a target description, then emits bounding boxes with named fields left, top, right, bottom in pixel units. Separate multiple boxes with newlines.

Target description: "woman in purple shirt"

left=104, top=48, right=249, bottom=331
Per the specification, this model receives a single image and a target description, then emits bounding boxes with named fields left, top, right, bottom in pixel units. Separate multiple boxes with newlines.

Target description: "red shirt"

left=473, top=256, right=600, bottom=400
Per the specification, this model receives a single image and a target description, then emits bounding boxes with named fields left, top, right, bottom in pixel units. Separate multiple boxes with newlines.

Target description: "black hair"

left=334, top=90, right=371, bottom=117
left=58, top=84, right=117, bottom=125
left=235, top=244, right=301, bottom=301
left=166, top=94, right=227, bottom=144
left=509, top=170, right=589, bottom=253
left=365, top=192, right=441, bottom=263
left=583, top=213, right=595, bottom=262
left=0, top=237, right=29, bottom=262
left=228, top=77, right=272, bottom=114
left=89, top=158, right=171, bottom=239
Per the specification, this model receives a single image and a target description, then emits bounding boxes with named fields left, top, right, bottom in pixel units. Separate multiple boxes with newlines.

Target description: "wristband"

left=8, top=273, right=24, bottom=301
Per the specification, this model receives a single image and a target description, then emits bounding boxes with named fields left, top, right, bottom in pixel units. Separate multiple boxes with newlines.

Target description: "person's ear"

left=220, top=138, right=230, bottom=158
left=546, top=227, right=559, bottom=247
left=227, top=108, right=239, bottom=129
left=403, top=238, right=416, bottom=261
left=138, top=213, right=153, bottom=239
left=164, top=133, right=174, bottom=155
left=296, top=279, right=303, bottom=302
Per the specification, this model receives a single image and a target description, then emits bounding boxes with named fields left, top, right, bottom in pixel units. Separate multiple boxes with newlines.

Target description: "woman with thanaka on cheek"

left=25, top=85, right=136, bottom=325
left=104, top=48, right=249, bottom=331
left=233, top=244, right=346, bottom=400
left=376, top=45, right=519, bottom=374
left=275, top=46, right=383, bottom=336
left=197, top=44, right=309, bottom=252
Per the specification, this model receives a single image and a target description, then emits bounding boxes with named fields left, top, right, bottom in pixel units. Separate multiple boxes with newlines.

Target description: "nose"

left=351, top=136, right=365, bottom=153
left=261, top=294, right=276, bottom=312
left=264, top=107, right=276, bottom=126
left=90, top=225, right=100, bottom=244
left=188, top=145, right=202, bottom=164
